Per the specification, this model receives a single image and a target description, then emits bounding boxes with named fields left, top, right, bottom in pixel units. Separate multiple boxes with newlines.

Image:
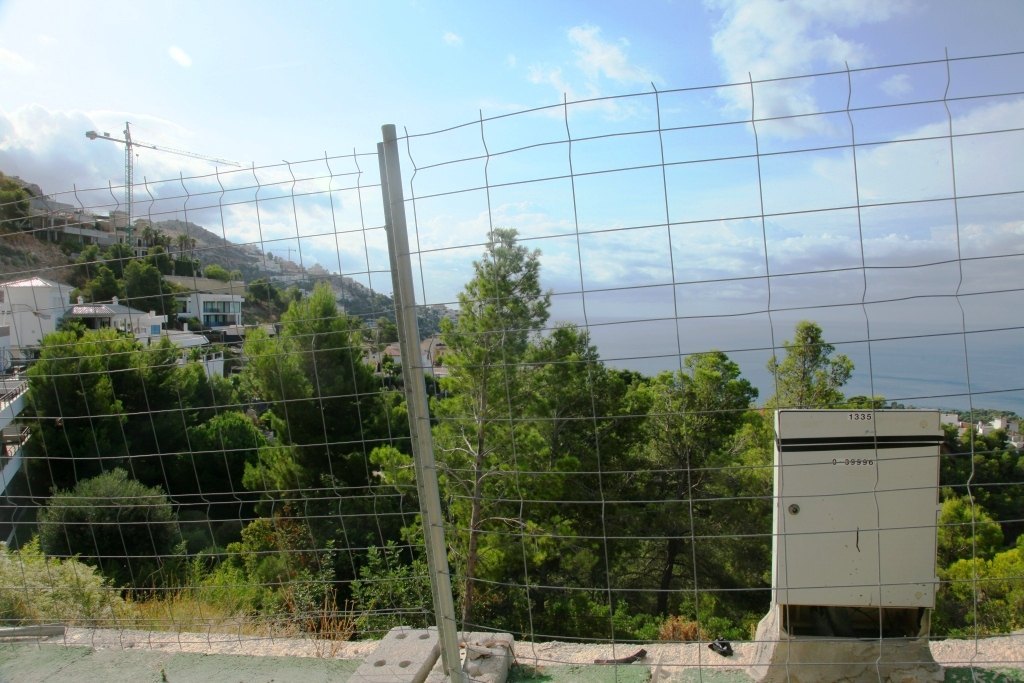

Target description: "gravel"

left=12, top=626, right=1011, bottom=679
left=31, top=628, right=1024, bottom=676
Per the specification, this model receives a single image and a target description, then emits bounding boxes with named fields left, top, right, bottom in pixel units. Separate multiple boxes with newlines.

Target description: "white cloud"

left=168, top=46, right=193, bottom=68
left=880, top=73, right=912, bottom=96
left=568, top=25, right=652, bottom=85
left=0, top=47, right=34, bottom=74
left=505, top=53, right=517, bottom=69
left=708, top=0, right=911, bottom=136
left=526, top=25, right=655, bottom=120
left=443, top=32, right=463, bottom=47
left=0, top=105, right=229, bottom=209
left=528, top=66, right=589, bottom=102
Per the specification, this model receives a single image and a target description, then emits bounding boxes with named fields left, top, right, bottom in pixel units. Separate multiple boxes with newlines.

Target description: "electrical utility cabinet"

left=772, top=410, right=943, bottom=610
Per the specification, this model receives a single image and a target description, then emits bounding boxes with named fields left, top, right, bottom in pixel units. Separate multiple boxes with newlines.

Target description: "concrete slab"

left=424, top=632, right=513, bottom=683
left=506, top=662, right=652, bottom=682
left=0, top=642, right=362, bottom=682
left=351, top=626, right=439, bottom=683
left=748, top=605, right=943, bottom=683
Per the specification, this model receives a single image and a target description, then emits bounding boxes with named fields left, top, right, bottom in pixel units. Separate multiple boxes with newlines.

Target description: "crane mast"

left=123, top=122, right=133, bottom=230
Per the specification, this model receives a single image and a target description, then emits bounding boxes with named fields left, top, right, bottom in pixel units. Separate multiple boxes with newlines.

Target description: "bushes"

left=38, top=468, right=180, bottom=589
left=934, top=495, right=1024, bottom=636
left=206, top=516, right=343, bottom=634
left=350, top=542, right=432, bottom=636
left=935, top=539, right=1024, bottom=636
left=0, top=539, right=123, bottom=625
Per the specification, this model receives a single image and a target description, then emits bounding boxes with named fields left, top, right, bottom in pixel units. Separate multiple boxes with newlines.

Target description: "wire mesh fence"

left=1, top=51, right=1023, bottom=678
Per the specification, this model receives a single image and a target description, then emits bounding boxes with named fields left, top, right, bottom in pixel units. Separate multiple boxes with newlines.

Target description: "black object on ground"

left=594, top=648, right=648, bottom=664
left=708, top=639, right=733, bottom=657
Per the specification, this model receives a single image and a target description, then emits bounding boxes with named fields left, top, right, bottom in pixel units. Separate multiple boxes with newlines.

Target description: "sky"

left=1, top=0, right=1023, bottom=412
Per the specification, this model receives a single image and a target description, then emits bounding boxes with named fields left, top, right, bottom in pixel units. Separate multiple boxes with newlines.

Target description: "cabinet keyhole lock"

left=788, top=504, right=800, bottom=515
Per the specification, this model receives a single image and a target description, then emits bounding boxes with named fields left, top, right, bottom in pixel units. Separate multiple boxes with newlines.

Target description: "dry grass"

left=116, top=589, right=355, bottom=654
left=658, top=615, right=708, bottom=642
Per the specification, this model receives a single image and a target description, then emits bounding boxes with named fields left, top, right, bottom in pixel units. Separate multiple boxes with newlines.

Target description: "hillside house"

left=370, top=336, right=449, bottom=378
left=0, top=277, right=71, bottom=360
left=977, top=416, right=1023, bottom=449
left=166, top=275, right=245, bottom=329
left=65, top=296, right=167, bottom=340
left=65, top=296, right=222, bottom=377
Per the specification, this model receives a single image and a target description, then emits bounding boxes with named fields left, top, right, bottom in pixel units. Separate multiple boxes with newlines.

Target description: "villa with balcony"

left=166, top=275, right=245, bottom=330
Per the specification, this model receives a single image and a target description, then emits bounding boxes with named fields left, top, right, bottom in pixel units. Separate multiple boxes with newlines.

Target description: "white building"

left=978, top=416, right=1022, bottom=449
left=0, top=278, right=72, bottom=360
left=66, top=296, right=223, bottom=378
left=65, top=296, right=167, bottom=341
left=0, top=325, right=10, bottom=373
left=165, top=276, right=245, bottom=329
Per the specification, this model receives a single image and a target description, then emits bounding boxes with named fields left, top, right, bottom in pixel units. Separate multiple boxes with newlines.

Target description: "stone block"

left=352, top=626, right=440, bottom=683
left=425, top=631, right=514, bottom=683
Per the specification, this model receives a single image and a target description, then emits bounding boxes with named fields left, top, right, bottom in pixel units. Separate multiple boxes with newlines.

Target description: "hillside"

left=0, top=173, right=452, bottom=336
left=151, top=219, right=266, bottom=281
left=0, top=230, right=72, bottom=281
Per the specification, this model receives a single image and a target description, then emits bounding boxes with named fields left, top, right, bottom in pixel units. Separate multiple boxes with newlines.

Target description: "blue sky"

left=2, top=0, right=1021, bottom=185
left=1, top=0, right=1023, bottom=411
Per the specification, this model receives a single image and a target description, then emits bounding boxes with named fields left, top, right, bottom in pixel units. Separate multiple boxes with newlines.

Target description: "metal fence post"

left=378, top=125, right=465, bottom=682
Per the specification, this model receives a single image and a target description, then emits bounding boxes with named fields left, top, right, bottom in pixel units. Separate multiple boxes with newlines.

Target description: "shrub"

left=208, top=516, right=342, bottom=634
left=658, top=615, right=707, bottom=642
left=935, top=540, right=1024, bottom=636
left=350, top=542, right=432, bottom=636
left=38, top=468, right=180, bottom=589
left=0, top=538, right=123, bottom=625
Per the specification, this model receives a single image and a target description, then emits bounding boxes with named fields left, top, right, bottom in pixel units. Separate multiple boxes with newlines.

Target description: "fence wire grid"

left=0, top=51, right=1022, bottom=679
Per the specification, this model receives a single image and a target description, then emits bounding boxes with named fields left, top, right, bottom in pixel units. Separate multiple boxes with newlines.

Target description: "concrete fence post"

left=378, top=125, right=465, bottom=682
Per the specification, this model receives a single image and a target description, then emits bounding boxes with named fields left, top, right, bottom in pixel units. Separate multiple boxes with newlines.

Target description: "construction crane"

left=85, top=121, right=242, bottom=235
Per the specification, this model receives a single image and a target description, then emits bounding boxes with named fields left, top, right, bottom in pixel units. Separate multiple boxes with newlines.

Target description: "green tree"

left=373, top=317, right=399, bottom=346
left=440, top=324, right=643, bottom=637
left=629, top=352, right=759, bottom=616
left=25, top=328, right=136, bottom=490
left=145, top=245, right=174, bottom=276
left=38, top=468, right=180, bottom=589
left=434, top=228, right=550, bottom=626
left=124, top=259, right=178, bottom=315
left=82, top=264, right=124, bottom=303
left=71, top=244, right=103, bottom=286
left=175, top=233, right=196, bottom=260
left=935, top=539, right=1024, bottom=636
left=173, top=411, right=268, bottom=521
left=209, top=515, right=338, bottom=629
left=25, top=330, right=226, bottom=494
left=103, top=242, right=134, bottom=279
left=247, top=278, right=280, bottom=306
left=941, top=428, right=1024, bottom=545
left=204, top=263, right=232, bottom=282
left=937, top=495, right=1004, bottom=567
left=241, top=282, right=385, bottom=495
left=0, top=174, right=31, bottom=231
left=767, top=321, right=853, bottom=408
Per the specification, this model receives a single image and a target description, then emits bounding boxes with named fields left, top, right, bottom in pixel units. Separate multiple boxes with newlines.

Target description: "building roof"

left=165, top=275, right=246, bottom=295
left=1, top=277, right=65, bottom=289
left=66, top=303, right=145, bottom=318
left=161, top=329, right=208, bottom=348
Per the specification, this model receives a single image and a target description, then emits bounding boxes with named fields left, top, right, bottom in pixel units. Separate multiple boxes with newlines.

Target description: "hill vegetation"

left=3, top=173, right=1020, bottom=641
left=0, top=170, right=450, bottom=335
left=5, top=227, right=1020, bottom=643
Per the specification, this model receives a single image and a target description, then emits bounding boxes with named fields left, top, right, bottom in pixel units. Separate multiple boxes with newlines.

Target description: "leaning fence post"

left=378, top=125, right=465, bottom=682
